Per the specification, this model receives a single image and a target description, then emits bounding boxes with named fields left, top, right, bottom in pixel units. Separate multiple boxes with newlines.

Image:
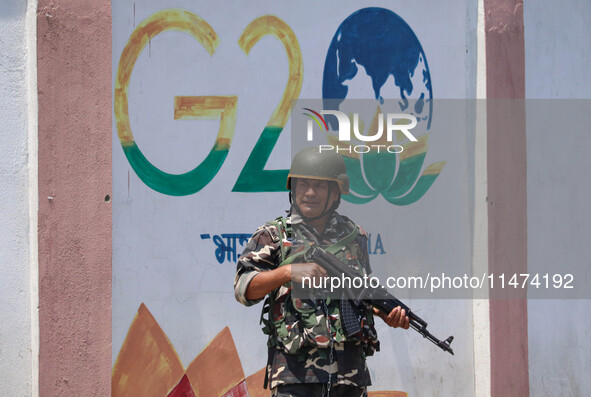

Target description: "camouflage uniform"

left=271, top=383, right=367, bottom=397
left=234, top=209, right=379, bottom=392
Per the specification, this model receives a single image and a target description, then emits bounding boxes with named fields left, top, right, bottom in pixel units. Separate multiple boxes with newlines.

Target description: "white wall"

left=112, top=1, right=478, bottom=395
left=525, top=0, right=591, bottom=395
left=0, top=1, right=37, bottom=396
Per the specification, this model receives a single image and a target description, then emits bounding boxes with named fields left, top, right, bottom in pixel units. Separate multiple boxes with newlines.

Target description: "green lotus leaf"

left=384, top=152, right=426, bottom=198
left=343, top=191, right=379, bottom=204
left=383, top=161, right=445, bottom=206
left=341, top=133, right=443, bottom=206
left=343, top=156, right=375, bottom=196
left=362, top=151, right=397, bottom=192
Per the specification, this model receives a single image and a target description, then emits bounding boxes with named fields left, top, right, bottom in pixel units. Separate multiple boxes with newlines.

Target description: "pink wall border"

left=484, top=0, right=529, bottom=396
left=37, top=0, right=112, bottom=395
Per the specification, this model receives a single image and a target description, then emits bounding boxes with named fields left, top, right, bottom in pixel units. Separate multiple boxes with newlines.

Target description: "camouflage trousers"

left=271, top=383, right=367, bottom=397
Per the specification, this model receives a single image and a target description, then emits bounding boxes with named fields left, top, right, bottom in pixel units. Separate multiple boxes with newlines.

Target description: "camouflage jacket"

left=234, top=209, right=379, bottom=389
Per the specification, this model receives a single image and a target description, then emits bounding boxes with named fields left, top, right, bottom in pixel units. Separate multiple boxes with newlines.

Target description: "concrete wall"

left=0, top=1, right=37, bottom=396
left=524, top=1, right=591, bottom=395
left=37, top=0, right=112, bottom=395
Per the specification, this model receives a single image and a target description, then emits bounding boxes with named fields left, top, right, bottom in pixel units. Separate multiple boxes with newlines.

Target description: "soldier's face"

left=294, top=178, right=339, bottom=218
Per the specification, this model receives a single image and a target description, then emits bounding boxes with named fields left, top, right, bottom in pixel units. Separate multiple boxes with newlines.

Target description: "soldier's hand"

left=290, top=263, right=328, bottom=286
left=374, top=306, right=410, bottom=329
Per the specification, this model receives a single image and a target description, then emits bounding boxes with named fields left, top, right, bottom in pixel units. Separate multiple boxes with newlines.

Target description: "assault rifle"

left=304, top=245, right=455, bottom=355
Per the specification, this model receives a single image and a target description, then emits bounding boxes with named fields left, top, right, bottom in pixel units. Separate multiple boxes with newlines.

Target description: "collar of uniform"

left=288, top=208, right=304, bottom=226
left=288, top=207, right=347, bottom=241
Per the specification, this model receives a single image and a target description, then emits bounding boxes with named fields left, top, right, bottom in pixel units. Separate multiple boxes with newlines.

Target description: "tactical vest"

left=259, top=216, right=379, bottom=357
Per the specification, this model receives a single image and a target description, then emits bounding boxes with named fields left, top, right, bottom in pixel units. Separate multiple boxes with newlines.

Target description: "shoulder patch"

left=265, top=223, right=281, bottom=243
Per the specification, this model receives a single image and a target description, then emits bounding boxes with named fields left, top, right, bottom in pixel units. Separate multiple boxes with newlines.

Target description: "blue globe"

left=323, top=7, right=432, bottom=130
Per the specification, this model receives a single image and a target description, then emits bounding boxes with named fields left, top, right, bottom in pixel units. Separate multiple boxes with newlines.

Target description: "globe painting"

left=322, top=7, right=444, bottom=206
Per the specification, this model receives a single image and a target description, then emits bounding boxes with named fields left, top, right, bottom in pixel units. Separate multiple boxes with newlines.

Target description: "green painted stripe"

left=232, top=126, right=289, bottom=192
left=123, top=141, right=229, bottom=196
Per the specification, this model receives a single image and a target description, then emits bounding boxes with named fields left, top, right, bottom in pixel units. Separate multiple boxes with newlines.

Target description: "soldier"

left=234, top=147, right=410, bottom=397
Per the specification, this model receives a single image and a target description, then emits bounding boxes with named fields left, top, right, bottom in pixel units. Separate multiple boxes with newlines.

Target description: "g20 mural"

left=113, top=7, right=452, bottom=397
left=115, top=7, right=444, bottom=204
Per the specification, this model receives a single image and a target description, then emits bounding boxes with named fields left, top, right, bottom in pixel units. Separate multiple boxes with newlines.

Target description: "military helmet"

left=286, top=147, right=349, bottom=194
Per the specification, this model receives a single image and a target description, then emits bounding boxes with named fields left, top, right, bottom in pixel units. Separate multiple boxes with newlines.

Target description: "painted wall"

left=111, top=1, right=477, bottom=396
left=484, top=1, right=528, bottom=395
left=524, top=0, right=591, bottom=395
left=0, top=1, right=35, bottom=396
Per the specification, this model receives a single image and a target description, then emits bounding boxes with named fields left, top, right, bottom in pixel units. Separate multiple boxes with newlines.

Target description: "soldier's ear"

left=330, top=184, right=340, bottom=202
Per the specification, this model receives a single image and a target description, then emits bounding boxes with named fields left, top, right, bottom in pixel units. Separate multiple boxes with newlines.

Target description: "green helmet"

left=286, top=147, right=349, bottom=195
